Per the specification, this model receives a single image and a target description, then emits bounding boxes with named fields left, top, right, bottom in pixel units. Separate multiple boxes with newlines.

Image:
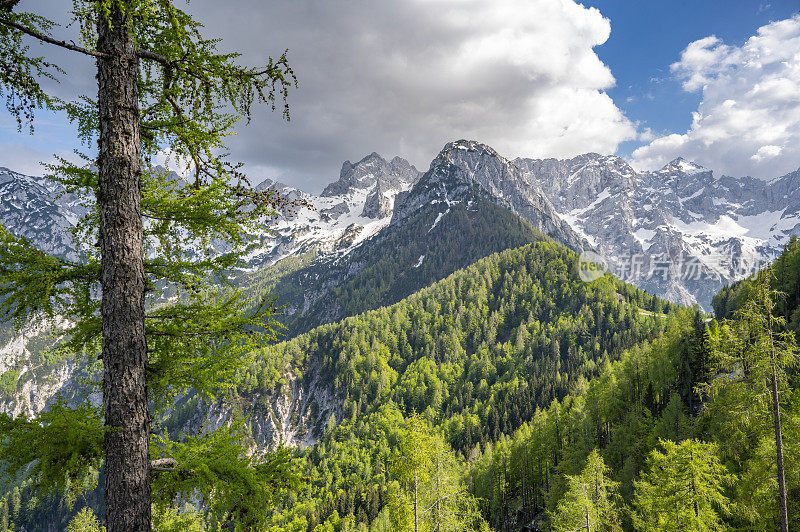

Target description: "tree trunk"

left=689, top=444, right=701, bottom=531
left=96, top=4, right=150, bottom=531
left=584, top=501, right=590, bottom=532
left=434, top=448, right=441, bottom=531
left=767, top=302, right=789, bottom=532
left=771, top=370, right=789, bottom=532
left=414, top=471, right=419, bottom=532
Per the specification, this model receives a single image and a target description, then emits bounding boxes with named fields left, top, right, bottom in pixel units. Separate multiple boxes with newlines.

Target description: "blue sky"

left=585, top=0, right=800, bottom=158
left=3, top=0, right=800, bottom=188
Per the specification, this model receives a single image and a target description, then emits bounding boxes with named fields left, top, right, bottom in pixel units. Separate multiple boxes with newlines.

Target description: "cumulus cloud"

left=179, top=0, right=637, bottom=190
left=632, top=15, right=800, bottom=180
left=10, top=0, right=638, bottom=191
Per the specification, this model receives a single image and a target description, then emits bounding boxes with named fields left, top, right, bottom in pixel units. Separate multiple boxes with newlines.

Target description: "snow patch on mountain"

left=515, top=152, right=800, bottom=309
left=243, top=153, right=421, bottom=268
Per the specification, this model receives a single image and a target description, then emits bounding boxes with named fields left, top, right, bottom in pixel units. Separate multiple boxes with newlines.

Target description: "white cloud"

left=8, top=0, right=637, bottom=190
left=185, top=0, right=636, bottom=190
left=632, top=15, right=800, bottom=179
left=637, top=127, right=656, bottom=142
left=751, top=144, right=782, bottom=161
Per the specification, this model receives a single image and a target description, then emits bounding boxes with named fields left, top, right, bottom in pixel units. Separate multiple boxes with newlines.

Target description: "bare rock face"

left=361, top=180, right=394, bottom=218
left=181, top=354, right=345, bottom=451
left=0, top=320, right=77, bottom=418
left=515, top=154, right=800, bottom=309
left=320, top=201, right=349, bottom=221
left=392, top=140, right=588, bottom=252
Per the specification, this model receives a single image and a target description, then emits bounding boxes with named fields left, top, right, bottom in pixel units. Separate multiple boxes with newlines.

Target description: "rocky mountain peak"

left=321, top=152, right=419, bottom=198
left=393, top=140, right=588, bottom=251
left=658, top=157, right=707, bottom=176
left=436, top=139, right=505, bottom=166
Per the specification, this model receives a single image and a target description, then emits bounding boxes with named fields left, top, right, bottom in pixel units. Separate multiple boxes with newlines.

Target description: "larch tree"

left=0, top=1, right=303, bottom=530
left=632, top=439, right=734, bottom=532
left=552, top=449, right=620, bottom=532
left=66, top=507, right=105, bottom=532
left=390, top=415, right=487, bottom=532
left=703, top=273, right=799, bottom=531
left=391, top=416, right=433, bottom=532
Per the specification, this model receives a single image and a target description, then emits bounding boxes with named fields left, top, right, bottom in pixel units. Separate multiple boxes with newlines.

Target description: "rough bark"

left=96, top=4, right=150, bottom=531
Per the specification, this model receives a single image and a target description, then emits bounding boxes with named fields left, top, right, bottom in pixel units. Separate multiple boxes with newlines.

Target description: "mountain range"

left=2, top=139, right=799, bottom=315
left=2, top=140, right=800, bottom=420
left=204, top=140, right=799, bottom=310
left=227, top=140, right=800, bottom=312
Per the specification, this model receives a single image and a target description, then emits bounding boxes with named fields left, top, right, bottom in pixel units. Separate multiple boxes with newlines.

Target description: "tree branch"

left=0, top=16, right=109, bottom=59
left=137, top=46, right=289, bottom=82
left=136, top=47, right=170, bottom=65
left=0, top=0, right=21, bottom=12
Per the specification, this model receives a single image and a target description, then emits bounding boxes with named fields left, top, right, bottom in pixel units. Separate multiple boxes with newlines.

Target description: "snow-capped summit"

left=659, top=157, right=707, bottom=176
left=516, top=153, right=800, bottom=309
left=392, top=140, right=587, bottom=251
left=321, top=152, right=419, bottom=199
left=243, top=152, right=421, bottom=267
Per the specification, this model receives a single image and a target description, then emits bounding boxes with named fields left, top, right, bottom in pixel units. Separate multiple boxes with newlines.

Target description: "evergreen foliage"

left=0, top=0, right=304, bottom=529
left=66, top=507, right=105, bottom=532
left=251, top=242, right=678, bottom=530
left=462, top=238, right=800, bottom=531
left=632, top=439, right=733, bottom=531
left=552, top=450, right=620, bottom=532
left=703, top=272, right=799, bottom=530
left=388, top=415, right=487, bottom=532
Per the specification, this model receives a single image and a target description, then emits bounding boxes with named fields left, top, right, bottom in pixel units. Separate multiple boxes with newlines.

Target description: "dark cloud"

left=13, top=0, right=637, bottom=192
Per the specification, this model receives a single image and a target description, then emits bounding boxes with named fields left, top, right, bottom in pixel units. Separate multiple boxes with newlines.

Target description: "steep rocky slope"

left=516, top=153, right=800, bottom=308
left=2, top=139, right=799, bottom=433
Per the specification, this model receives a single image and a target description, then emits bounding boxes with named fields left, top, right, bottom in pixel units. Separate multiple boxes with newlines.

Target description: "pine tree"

left=0, top=1, right=301, bottom=530
left=632, top=439, right=734, bottom=532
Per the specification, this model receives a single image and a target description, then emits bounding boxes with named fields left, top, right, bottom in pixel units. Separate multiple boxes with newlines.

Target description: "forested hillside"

left=261, top=190, right=555, bottom=339
left=3, top=233, right=799, bottom=532
left=240, top=241, right=681, bottom=530
left=468, top=237, right=800, bottom=531
left=255, top=239, right=800, bottom=531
